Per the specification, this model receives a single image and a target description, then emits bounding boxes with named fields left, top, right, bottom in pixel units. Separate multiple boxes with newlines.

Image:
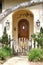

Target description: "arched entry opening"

left=18, top=19, right=29, bottom=54
left=12, top=9, right=34, bottom=54
left=18, top=19, right=29, bottom=39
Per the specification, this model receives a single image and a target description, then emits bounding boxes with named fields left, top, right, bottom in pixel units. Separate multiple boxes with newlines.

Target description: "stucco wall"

left=1, top=1, right=42, bottom=39
left=1, top=13, right=13, bottom=39
left=26, top=4, right=42, bottom=33
left=1, top=4, right=42, bottom=38
left=0, top=1, right=42, bottom=50
left=40, top=4, right=43, bottom=27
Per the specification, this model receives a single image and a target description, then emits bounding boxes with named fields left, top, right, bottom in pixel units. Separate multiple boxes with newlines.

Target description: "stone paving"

left=1, top=56, right=43, bottom=65
left=3, top=56, right=29, bottom=65
left=29, top=62, right=43, bottom=65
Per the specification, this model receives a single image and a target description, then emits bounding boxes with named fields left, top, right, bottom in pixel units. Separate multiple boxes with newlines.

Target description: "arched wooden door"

left=18, top=19, right=29, bottom=39
left=18, top=19, right=29, bottom=53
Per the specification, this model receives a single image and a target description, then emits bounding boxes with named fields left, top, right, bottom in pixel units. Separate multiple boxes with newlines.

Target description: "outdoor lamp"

left=36, top=20, right=40, bottom=27
left=6, top=20, right=10, bottom=30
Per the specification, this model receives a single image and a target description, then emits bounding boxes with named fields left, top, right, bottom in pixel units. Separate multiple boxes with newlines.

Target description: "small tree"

left=2, top=27, right=8, bottom=46
left=40, top=27, right=43, bottom=48
left=40, top=27, right=43, bottom=33
left=31, top=34, right=36, bottom=48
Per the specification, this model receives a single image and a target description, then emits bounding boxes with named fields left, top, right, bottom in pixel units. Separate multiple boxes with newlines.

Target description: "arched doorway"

left=18, top=19, right=29, bottom=39
left=18, top=19, right=29, bottom=53
left=12, top=9, right=34, bottom=54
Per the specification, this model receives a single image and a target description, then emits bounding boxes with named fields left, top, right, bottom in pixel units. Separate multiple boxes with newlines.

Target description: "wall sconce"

left=5, top=20, right=10, bottom=30
left=36, top=20, right=40, bottom=27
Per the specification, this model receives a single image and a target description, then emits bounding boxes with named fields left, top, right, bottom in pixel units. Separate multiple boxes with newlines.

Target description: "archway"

left=18, top=19, right=29, bottom=53
left=12, top=9, right=34, bottom=53
left=18, top=19, right=29, bottom=39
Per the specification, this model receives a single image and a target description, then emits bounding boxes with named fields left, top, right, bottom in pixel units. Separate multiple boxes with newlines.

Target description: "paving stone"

left=3, top=56, right=29, bottom=65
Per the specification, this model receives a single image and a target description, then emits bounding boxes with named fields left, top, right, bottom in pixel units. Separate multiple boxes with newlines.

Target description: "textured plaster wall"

left=26, top=4, right=41, bottom=33
left=1, top=13, right=13, bottom=39
left=1, top=0, right=42, bottom=39
left=1, top=5, right=41, bottom=38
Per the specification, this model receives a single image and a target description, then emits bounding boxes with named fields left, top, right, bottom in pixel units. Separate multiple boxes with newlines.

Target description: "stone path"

left=3, top=56, right=30, bottom=65
left=29, top=62, right=43, bottom=65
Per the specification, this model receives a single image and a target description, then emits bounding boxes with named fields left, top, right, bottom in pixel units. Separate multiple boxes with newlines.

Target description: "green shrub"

left=2, top=27, right=9, bottom=45
left=28, top=49, right=43, bottom=62
left=0, top=49, right=6, bottom=60
left=3, top=46, right=13, bottom=56
left=0, top=46, right=13, bottom=60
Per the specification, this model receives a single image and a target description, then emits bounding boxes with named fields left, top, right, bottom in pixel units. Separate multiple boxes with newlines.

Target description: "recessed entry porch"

left=12, top=9, right=34, bottom=54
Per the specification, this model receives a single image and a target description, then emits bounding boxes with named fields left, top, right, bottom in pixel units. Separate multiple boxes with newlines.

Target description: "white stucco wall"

left=26, top=4, right=41, bottom=33
left=0, top=1, right=43, bottom=50
left=1, top=13, right=13, bottom=39
left=1, top=4, right=42, bottom=37
left=0, top=1, right=43, bottom=39
left=40, top=4, right=43, bottom=27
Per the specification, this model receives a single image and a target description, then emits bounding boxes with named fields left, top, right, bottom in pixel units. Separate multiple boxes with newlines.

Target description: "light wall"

left=1, top=13, right=13, bottom=39
left=26, top=4, right=42, bottom=33
left=1, top=1, right=42, bottom=39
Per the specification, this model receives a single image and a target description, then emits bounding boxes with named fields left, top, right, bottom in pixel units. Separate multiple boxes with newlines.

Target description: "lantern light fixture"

left=36, top=20, right=40, bottom=27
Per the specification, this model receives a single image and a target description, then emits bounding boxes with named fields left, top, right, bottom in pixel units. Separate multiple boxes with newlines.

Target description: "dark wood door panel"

left=18, top=19, right=29, bottom=39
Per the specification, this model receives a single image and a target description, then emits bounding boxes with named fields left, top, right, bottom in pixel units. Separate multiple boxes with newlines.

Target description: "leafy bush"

left=28, top=49, right=43, bottom=62
left=0, top=46, right=13, bottom=60
left=3, top=46, right=13, bottom=56
left=31, top=33, right=43, bottom=48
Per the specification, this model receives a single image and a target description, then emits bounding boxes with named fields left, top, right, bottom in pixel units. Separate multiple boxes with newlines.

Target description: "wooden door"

left=18, top=19, right=29, bottom=39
